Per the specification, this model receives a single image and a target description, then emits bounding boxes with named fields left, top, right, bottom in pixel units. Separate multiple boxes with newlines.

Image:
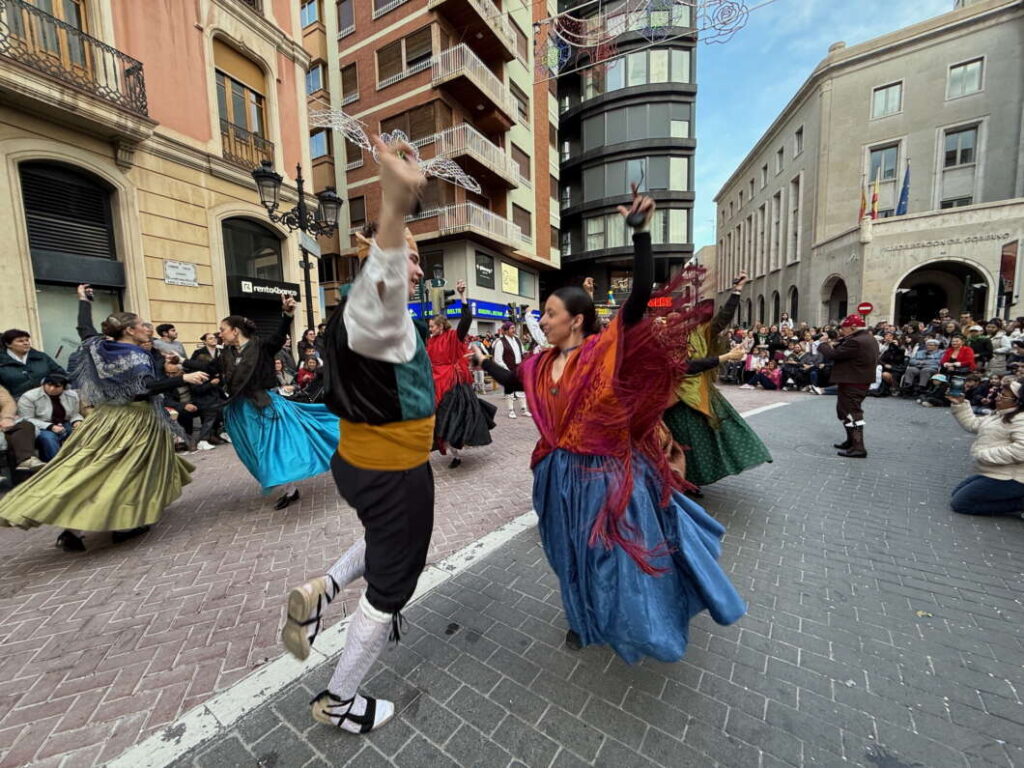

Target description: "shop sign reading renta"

left=857, top=302, right=874, bottom=315
left=227, top=275, right=301, bottom=301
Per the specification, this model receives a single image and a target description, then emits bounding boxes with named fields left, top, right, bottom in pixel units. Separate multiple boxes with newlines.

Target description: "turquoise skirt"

left=224, top=392, right=340, bottom=493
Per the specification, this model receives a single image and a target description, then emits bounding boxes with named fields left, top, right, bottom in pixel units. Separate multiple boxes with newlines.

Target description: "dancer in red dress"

left=426, top=281, right=496, bottom=467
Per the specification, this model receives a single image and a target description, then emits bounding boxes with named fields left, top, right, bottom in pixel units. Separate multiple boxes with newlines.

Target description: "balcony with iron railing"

left=433, top=123, right=519, bottom=189
left=434, top=201, right=521, bottom=249
left=220, top=118, right=274, bottom=170
left=427, top=0, right=516, bottom=62
left=0, top=0, right=153, bottom=141
left=431, top=44, right=516, bottom=132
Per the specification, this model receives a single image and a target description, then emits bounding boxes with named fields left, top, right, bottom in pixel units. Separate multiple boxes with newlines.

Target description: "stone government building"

left=713, top=0, right=1024, bottom=327
left=0, top=0, right=317, bottom=365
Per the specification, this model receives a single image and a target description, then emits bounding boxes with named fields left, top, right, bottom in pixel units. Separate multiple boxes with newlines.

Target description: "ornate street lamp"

left=251, top=161, right=342, bottom=331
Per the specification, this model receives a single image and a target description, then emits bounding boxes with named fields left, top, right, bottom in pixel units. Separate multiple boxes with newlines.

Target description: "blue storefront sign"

left=408, top=299, right=539, bottom=321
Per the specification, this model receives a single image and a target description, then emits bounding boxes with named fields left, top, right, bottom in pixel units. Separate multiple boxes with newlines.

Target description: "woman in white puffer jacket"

left=949, top=378, right=1024, bottom=515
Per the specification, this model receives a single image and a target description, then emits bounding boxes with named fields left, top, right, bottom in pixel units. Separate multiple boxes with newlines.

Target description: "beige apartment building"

left=0, top=0, right=321, bottom=363
left=306, top=0, right=561, bottom=332
left=713, top=0, right=1024, bottom=327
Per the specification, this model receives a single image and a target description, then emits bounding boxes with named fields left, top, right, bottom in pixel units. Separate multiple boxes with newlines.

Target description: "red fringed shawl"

left=520, top=270, right=707, bottom=574
left=427, top=329, right=471, bottom=406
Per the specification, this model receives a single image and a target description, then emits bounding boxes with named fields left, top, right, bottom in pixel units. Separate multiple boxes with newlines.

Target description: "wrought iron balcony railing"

left=0, top=0, right=148, bottom=115
left=220, top=118, right=274, bottom=170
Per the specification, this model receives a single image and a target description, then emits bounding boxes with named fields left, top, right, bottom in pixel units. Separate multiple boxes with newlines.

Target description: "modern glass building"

left=556, top=3, right=696, bottom=297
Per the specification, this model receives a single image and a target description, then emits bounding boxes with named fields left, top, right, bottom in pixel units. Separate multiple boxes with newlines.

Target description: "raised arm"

left=75, top=285, right=100, bottom=341
left=454, top=281, right=471, bottom=341
left=620, top=231, right=653, bottom=327
left=482, top=358, right=522, bottom=391
left=524, top=312, right=547, bottom=347
left=710, top=269, right=748, bottom=335
left=264, top=296, right=295, bottom=355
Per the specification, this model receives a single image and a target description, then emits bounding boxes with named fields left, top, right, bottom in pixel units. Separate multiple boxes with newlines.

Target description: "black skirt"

left=434, top=383, right=497, bottom=449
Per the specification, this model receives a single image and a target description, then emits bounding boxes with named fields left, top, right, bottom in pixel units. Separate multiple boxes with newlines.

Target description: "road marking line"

left=107, top=510, right=539, bottom=768
left=108, top=396, right=782, bottom=767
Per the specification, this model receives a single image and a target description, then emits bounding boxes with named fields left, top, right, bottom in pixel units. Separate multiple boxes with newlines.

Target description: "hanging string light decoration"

left=308, top=111, right=482, bottom=194
left=699, top=0, right=750, bottom=44
left=533, top=0, right=768, bottom=83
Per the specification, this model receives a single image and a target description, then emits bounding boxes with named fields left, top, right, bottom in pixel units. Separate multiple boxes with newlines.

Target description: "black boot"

left=112, top=525, right=151, bottom=543
left=56, top=529, right=86, bottom=552
left=833, top=426, right=853, bottom=450
left=565, top=629, right=583, bottom=651
left=275, top=489, right=300, bottom=510
left=837, top=426, right=867, bottom=458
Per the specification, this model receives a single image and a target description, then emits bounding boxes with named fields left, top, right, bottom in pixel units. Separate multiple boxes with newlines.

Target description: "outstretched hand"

left=281, top=293, right=297, bottom=316
left=616, top=183, right=655, bottom=229
left=373, top=134, right=426, bottom=215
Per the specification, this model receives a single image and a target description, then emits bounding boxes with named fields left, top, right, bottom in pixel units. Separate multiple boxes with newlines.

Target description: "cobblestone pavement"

left=0, top=387, right=792, bottom=768
left=160, top=395, right=1024, bottom=768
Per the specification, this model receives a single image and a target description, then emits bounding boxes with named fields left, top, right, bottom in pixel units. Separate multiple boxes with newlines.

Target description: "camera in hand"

left=625, top=210, right=646, bottom=229
left=949, top=375, right=966, bottom=398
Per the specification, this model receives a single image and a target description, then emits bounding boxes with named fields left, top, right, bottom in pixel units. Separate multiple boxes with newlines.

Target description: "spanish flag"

left=858, top=178, right=867, bottom=221
left=870, top=172, right=880, bottom=220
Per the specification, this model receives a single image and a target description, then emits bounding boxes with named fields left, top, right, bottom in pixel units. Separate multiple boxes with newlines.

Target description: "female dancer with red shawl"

left=427, top=281, right=496, bottom=467
left=477, top=190, right=745, bottom=662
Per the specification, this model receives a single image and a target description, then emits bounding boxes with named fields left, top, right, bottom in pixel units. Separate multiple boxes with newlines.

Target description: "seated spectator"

left=940, top=335, right=976, bottom=375
left=0, top=328, right=66, bottom=399
left=274, top=358, right=295, bottom=392
left=296, top=357, right=320, bottom=390
left=297, top=328, right=318, bottom=361
left=962, top=374, right=988, bottom=413
left=948, top=379, right=1024, bottom=516
left=901, top=339, right=943, bottom=395
left=16, top=374, right=84, bottom=461
left=918, top=373, right=951, bottom=408
left=989, top=324, right=1011, bottom=375
left=878, top=339, right=907, bottom=395
left=966, top=325, right=993, bottom=371
left=779, top=341, right=805, bottom=389
left=741, top=346, right=769, bottom=384
left=153, top=323, right=187, bottom=359
left=0, top=383, right=44, bottom=474
left=744, top=359, right=782, bottom=390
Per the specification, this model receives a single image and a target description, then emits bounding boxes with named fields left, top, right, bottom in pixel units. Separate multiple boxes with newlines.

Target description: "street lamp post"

left=251, top=160, right=342, bottom=332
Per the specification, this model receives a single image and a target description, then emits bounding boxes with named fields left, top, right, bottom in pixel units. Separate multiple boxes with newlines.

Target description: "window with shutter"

left=344, top=138, right=362, bottom=166
left=511, top=144, right=530, bottom=180
left=404, top=28, right=432, bottom=68
left=550, top=175, right=558, bottom=200
left=512, top=19, right=528, bottom=60
left=21, top=163, right=115, bottom=262
left=349, top=197, right=366, bottom=227
left=550, top=226, right=559, bottom=249
left=337, top=0, right=353, bottom=32
left=512, top=204, right=531, bottom=237
left=510, top=83, right=530, bottom=123
left=377, top=41, right=402, bottom=83
left=381, top=112, right=409, bottom=136
left=341, top=64, right=358, bottom=100
left=408, top=104, right=436, bottom=141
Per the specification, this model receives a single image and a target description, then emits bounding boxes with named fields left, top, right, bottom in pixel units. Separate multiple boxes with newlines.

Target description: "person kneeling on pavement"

left=948, top=379, right=1024, bottom=516
left=17, top=374, right=84, bottom=461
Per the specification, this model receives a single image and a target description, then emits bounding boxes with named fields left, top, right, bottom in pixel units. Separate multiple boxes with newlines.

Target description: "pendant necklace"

left=550, top=345, right=581, bottom=396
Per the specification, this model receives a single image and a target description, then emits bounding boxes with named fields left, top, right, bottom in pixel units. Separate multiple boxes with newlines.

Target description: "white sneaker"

left=508, top=411, right=517, bottom=419
left=219, top=433, right=232, bottom=444
left=17, top=457, right=45, bottom=471
left=810, top=386, right=823, bottom=395
left=739, top=384, right=754, bottom=390
left=521, top=409, right=532, bottom=417
left=196, top=440, right=215, bottom=451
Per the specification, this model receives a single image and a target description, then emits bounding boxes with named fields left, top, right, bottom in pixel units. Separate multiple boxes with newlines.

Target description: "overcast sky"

left=693, top=0, right=955, bottom=248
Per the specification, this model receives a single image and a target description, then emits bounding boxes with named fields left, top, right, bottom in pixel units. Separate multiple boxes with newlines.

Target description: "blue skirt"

left=224, top=392, right=340, bottom=493
left=533, top=449, right=746, bottom=664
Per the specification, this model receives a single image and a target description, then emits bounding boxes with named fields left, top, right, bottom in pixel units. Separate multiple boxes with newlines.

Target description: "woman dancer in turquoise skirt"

left=206, top=294, right=340, bottom=509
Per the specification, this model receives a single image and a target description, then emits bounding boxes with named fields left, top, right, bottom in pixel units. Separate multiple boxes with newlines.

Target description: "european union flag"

left=896, top=163, right=910, bottom=216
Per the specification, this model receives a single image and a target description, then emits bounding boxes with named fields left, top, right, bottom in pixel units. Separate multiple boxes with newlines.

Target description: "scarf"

left=69, top=337, right=181, bottom=434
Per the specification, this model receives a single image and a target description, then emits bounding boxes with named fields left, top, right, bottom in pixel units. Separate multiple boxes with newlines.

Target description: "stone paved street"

left=0, top=392, right=546, bottom=768
left=155, top=395, right=1024, bottom=768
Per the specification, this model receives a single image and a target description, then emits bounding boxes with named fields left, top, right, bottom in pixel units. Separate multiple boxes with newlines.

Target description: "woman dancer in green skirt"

left=663, top=271, right=772, bottom=493
left=0, top=284, right=208, bottom=551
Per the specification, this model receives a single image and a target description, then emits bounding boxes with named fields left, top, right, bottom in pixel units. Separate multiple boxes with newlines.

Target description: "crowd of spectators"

left=719, top=308, right=1019, bottom=413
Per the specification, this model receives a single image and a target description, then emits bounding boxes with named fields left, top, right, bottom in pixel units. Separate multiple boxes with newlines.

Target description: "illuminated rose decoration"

left=700, top=0, right=749, bottom=44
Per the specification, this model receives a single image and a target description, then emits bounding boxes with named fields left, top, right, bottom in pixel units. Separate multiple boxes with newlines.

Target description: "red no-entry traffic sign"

left=857, top=302, right=874, bottom=315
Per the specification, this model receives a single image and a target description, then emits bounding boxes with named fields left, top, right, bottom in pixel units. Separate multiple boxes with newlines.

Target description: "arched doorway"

left=821, top=276, right=848, bottom=323
left=222, top=217, right=298, bottom=338
left=771, top=291, right=780, bottom=325
left=757, top=295, right=765, bottom=325
left=745, top=298, right=753, bottom=327
left=788, top=286, right=799, bottom=322
left=895, top=261, right=989, bottom=326
left=20, top=161, right=122, bottom=365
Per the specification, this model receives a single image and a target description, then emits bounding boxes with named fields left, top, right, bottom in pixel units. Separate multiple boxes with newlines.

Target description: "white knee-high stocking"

left=325, top=537, right=366, bottom=601
left=328, top=594, right=391, bottom=700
